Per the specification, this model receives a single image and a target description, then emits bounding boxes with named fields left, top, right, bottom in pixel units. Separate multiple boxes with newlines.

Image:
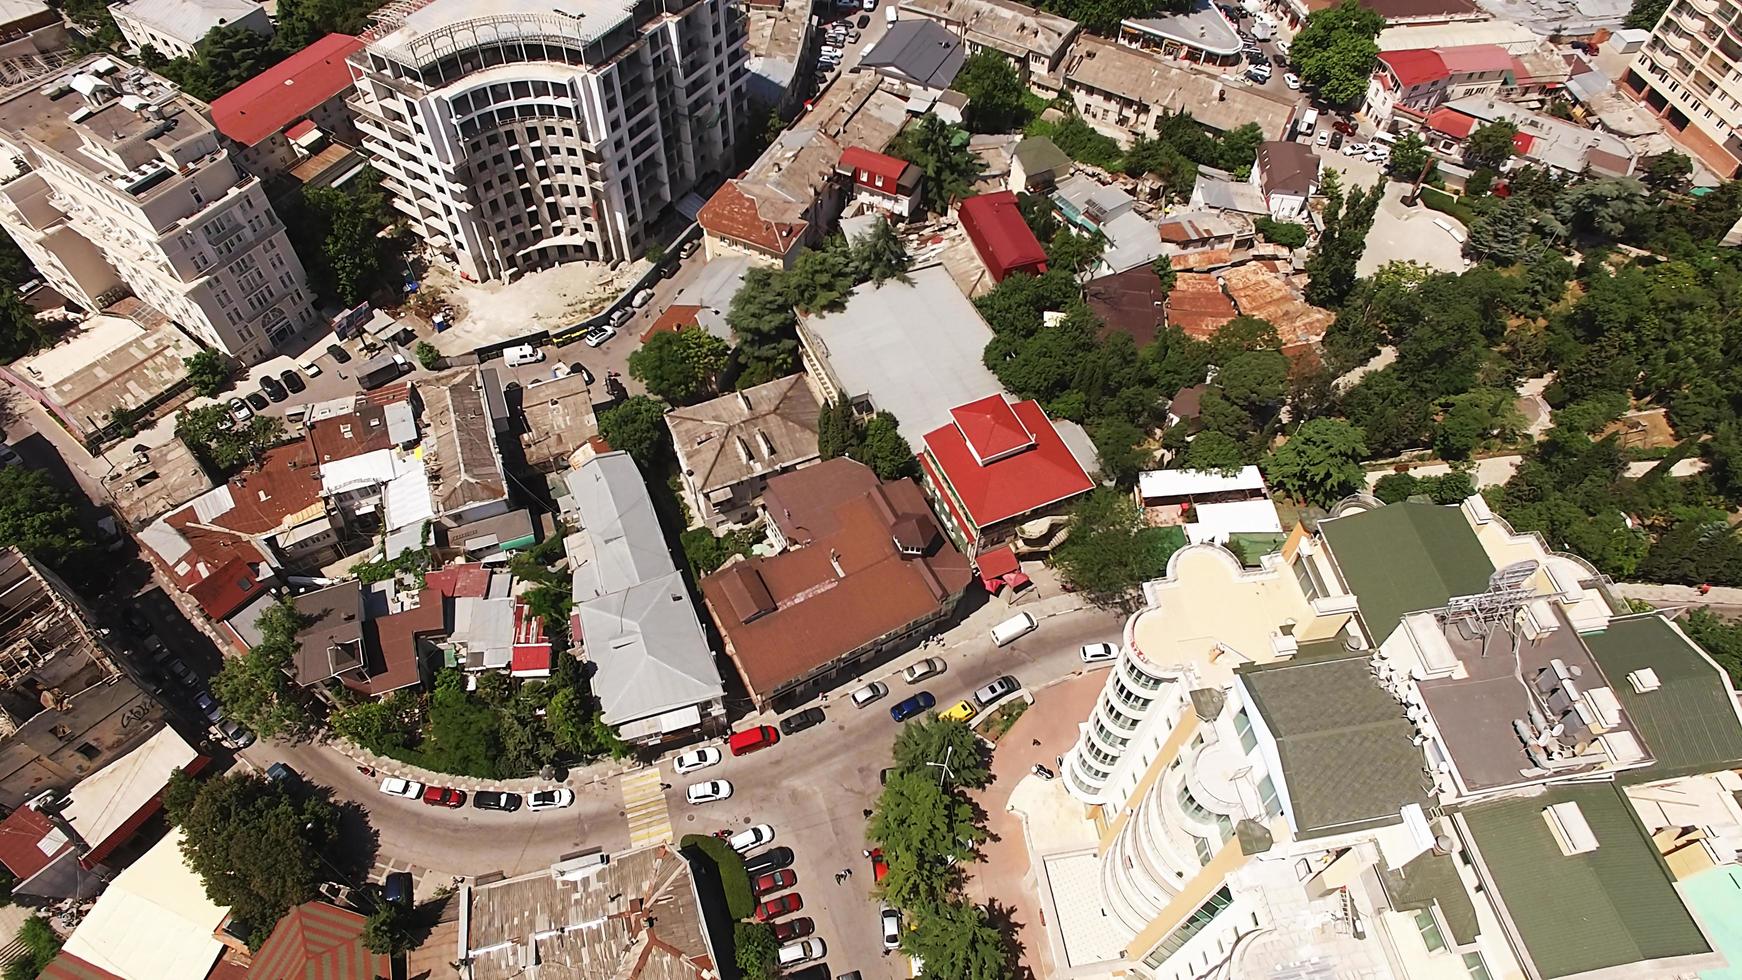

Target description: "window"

left=1141, top=886, right=1233, bottom=967
left=74, top=742, right=100, bottom=761
left=1257, top=773, right=1281, bottom=817
left=1413, top=909, right=1446, bottom=953
left=1234, top=709, right=1258, bottom=754
left=1462, top=953, right=1492, bottom=980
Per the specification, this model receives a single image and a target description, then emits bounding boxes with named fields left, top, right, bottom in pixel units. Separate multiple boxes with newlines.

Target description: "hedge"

left=681, top=834, right=754, bottom=919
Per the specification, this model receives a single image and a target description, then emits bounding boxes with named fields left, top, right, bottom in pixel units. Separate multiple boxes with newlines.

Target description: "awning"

left=656, top=704, right=703, bottom=733
left=977, top=545, right=1020, bottom=592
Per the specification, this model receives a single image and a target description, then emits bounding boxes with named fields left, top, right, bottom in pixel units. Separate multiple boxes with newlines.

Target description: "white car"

left=1284, top=72, right=1301, bottom=89
left=902, top=657, right=945, bottom=683
left=729, top=824, right=776, bottom=853
left=881, top=907, right=902, bottom=950
left=851, top=681, right=889, bottom=708
left=1366, top=146, right=1390, bottom=163
left=1315, top=129, right=1330, bottom=147
left=527, top=788, right=575, bottom=810
left=297, top=359, right=322, bottom=378
left=1080, top=642, right=1119, bottom=664
left=584, top=324, right=617, bottom=348
left=1343, top=141, right=1367, bottom=156
left=673, top=746, right=723, bottom=774
left=777, top=939, right=827, bottom=967
left=380, top=776, right=424, bottom=799
left=687, top=780, right=734, bottom=804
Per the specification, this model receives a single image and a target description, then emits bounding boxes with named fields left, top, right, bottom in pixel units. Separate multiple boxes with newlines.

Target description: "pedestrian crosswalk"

left=621, top=767, right=673, bottom=849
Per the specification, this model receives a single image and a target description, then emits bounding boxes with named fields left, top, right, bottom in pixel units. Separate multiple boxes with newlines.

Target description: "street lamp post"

left=926, top=743, right=956, bottom=788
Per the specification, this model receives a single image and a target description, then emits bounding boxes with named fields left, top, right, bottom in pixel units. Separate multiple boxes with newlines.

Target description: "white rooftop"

left=56, top=727, right=198, bottom=856
left=111, top=0, right=263, bottom=44
left=60, top=827, right=228, bottom=980
left=373, top=0, right=636, bottom=65
left=1138, top=465, right=1267, bottom=499
left=1186, top=498, right=1284, bottom=545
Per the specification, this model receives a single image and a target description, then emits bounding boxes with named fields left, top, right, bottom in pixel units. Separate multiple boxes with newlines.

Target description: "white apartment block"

left=347, top=0, right=749, bottom=283
left=108, top=0, right=273, bottom=60
left=0, top=57, right=317, bottom=364
left=1626, top=0, right=1742, bottom=177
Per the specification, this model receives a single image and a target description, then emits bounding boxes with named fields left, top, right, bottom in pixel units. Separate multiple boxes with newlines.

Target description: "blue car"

left=890, top=691, right=935, bottom=722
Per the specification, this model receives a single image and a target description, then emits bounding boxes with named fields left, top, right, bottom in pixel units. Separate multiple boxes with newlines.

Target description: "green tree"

left=1017, top=191, right=1061, bottom=241
left=271, top=0, right=377, bottom=49
left=1046, top=226, right=1104, bottom=279
left=414, top=341, right=441, bottom=370
left=362, top=903, right=417, bottom=955
left=1682, top=607, right=1741, bottom=684
left=2, top=917, right=61, bottom=980
left=903, top=899, right=1015, bottom=980
left=1253, top=217, right=1309, bottom=248
left=1093, top=418, right=1152, bottom=488
left=849, top=411, right=918, bottom=480
left=1625, top=0, right=1670, bottom=29
left=953, top=50, right=1028, bottom=133
left=817, top=396, right=857, bottom=461
left=734, top=921, right=780, bottom=980
left=851, top=218, right=912, bottom=285
left=287, top=176, right=396, bottom=306
left=213, top=598, right=313, bottom=739
left=1265, top=418, right=1368, bottom=507
left=0, top=467, right=89, bottom=569
left=1152, top=253, right=1176, bottom=294
left=1465, top=196, right=1542, bottom=264
left=164, top=769, right=339, bottom=936
left=1304, top=172, right=1383, bottom=307
left=192, top=23, right=279, bottom=98
left=1373, top=471, right=1421, bottom=503
left=1053, top=489, right=1186, bottom=610
left=1389, top=131, right=1431, bottom=180
left=1554, top=177, right=1651, bottom=241
left=891, top=716, right=992, bottom=788
left=887, top=114, right=983, bottom=214
left=870, top=770, right=984, bottom=911
left=176, top=405, right=286, bottom=475
left=1179, top=430, right=1248, bottom=473
left=184, top=349, right=233, bottom=397
left=0, top=287, right=57, bottom=361
left=1640, top=151, right=1692, bottom=193
left=785, top=235, right=858, bottom=312
left=597, top=396, right=670, bottom=466
left=1219, top=349, right=1289, bottom=414
left=1463, top=119, right=1519, bottom=170
left=1123, top=136, right=1199, bottom=197
left=727, top=266, right=799, bottom=384
left=1289, top=0, right=1384, bottom=104
left=628, top=328, right=731, bottom=404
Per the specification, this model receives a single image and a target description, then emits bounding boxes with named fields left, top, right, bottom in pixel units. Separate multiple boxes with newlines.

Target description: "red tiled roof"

left=0, top=805, right=64, bottom=880
left=1512, top=131, right=1535, bottom=155
left=702, top=461, right=972, bottom=702
left=208, top=35, right=365, bottom=147
left=922, top=397, right=1093, bottom=534
left=949, top=393, right=1034, bottom=463
left=510, top=602, right=552, bottom=676
left=838, top=146, right=914, bottom=187
left=425, top=562, right=490, bottom=598
left=1380, top=49, right=1447, bottom=88
left=284, top=119, right=317, bottom=140
left=1167, top=272, right=1238, bottom=336
left=1424, top=107, right=1477, bottom=139
left=40, top=953, right=125, bottom=980
left=957, top=191, right=1048, bottom=282
left=698, top=180, right=807, bottom=259
left=643, top=303, right=704, bottom=342
left=308, top=404, right=394, bottom=463
left=186, top=556, right=268, bottom=620
left=251, top=901, right=389, bottom=980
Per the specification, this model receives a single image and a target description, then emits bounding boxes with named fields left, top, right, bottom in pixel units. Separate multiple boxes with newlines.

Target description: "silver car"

left=902, top=657, right=945, bottom=683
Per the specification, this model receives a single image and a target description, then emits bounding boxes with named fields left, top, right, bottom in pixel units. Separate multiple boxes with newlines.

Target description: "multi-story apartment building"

left=108, top=0, right=272, bottom=60
left=0, top=56, right=317, bottom=364
left=347, top=0, right=748, bottom=283
left=1625, top=0, right=1742, bottom=177
left=1046, top=497, right=1742, bottom=980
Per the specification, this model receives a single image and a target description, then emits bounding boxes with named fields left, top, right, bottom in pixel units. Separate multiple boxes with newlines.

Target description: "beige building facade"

left=1625, top=0, right=1742, bottom=177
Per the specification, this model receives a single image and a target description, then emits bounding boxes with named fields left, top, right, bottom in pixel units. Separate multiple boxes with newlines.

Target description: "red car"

left=422, top=786, right=466, bottom=808
left=754, top=893, right=803, bottom=921
left=728, top=725, right=780, bottom=757
left=773, top=917, right=814, bottom=942
left=869, top=847, right=889, bottom=883
left=754, top=869, right=797, bottom=894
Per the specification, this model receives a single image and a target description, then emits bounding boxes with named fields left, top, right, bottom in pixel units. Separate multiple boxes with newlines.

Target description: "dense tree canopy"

left=887, top=115, right=983, bottom=213
left=597, top=396, right=672, bottom=467
left=1053, top=490, right=1186, bottom=609
left=1264, top=418, right=1368, bottom=507
left=628, top=329, right=730, bottom=405
left=284, top=176, right=398, bottom=306
left=1289, top=0, right=1384, bottom=104
left=0, top=467, right=89, bottom=570
left=953, top=51, right=1028, bottom=133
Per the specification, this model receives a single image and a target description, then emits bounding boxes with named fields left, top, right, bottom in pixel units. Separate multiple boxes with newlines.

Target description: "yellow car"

left=939, top=699, right=978, bottom=723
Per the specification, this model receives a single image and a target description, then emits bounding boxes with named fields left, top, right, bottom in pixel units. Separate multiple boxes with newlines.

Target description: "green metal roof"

left=1583, top=614, right=1742, bottom=783
left=1318, top=502, right=1495, bottom=642
left=1378, top=850, right=1481, bottom=946
left=1461, top=784, right=1712, bottom=980
left=1239, top=648, right=1430, bottom=840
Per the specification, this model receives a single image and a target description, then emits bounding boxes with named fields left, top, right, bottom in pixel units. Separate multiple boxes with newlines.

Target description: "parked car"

left=754, top=869, right=798, bottom=894
left=423, top=786, right=467, bottom=808
left=162, top=657, right=198, bottom=687
left=730, top=824, right=777, bottom=853
left=1284, top=72, right=1301, bottom=89
left=504, top=343, right=545, bottom=367
left=902, top=657, right=945, bottom=683
left=745, top=846, right=794, bottom=876
left=1344, top=141, right=1367, bottom=156
left=1333, top=119, right=1356, bottom=136
left=265, top=762, right=298, bottom=783
left=297, top=359, right=321, bottom=378
left=938, top=699, right=977, bottom=723
left=227, top=397, right=252, bottom=424
left=890, top=691, right=935, bottom=722
left=325, top=343, right=352, bottom=363
left=584, top=324, right=617, bottom=348
left=1329, top=130, right=1345, bottom=150
left=1316, top=129, right=1330, bottom=146
left=754, top=893, right=803, bottom=921
left=1080, top=642, right=1118, bottom=664
left=777, top=939, right=826, bottom=967
left=382, top=871, right=413, bottom=907
left=527, top=788, right=574, bottom=810
left=973, top=674, right=1019, bottom=707
left=728, top=725, right=780, bottom=756
left=279, top=369, right=306, bottom=393
left=686, top=780, right=733, bottom=804
left=214, top=718, right=254, bottom=748
left=780, top=707, right=826, bottom=735
left=473, top=791, right=523, bottom=811
left=881, top=907, right=902, bottom=950
left=856, top=12, right=869, bottom=25
left=259, top=374, right=287, bottom=402
left=380, top=776, right=424, bottom=799
left=576, top=363, right=596, bottom=385
left=990, top=612, right=1036, bottom=646
left=630, top=288, right=654, bottom=308
left=245, top=391, right=269, bottom=411
left=851, top=681, right=888, bottom=707
left=194, top=690, right=224, bottom=724
left=773, top=917, right=814, bottom=942
left=673, top=746, right=722, bottom=774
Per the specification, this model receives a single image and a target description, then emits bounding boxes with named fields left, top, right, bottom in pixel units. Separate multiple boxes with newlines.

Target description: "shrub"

left=1254, top=217, right=1309, bottom=248
left=681, top=834, right=753, bottom=919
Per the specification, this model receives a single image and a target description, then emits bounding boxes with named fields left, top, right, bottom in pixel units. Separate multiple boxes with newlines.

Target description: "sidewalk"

left=1614, top=582, right=1742, bottom=606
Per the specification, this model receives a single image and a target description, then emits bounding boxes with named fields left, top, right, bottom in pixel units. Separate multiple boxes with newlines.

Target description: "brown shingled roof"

left=698, top=180, right=808, bottom=259
left=1085, top=266, right=1168, bottom=346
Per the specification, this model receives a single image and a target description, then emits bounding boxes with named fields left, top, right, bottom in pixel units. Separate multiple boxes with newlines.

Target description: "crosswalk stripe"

left=620, top=767, right=672, bottom=848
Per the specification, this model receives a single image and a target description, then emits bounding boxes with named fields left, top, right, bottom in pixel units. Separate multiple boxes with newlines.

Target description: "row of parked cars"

left=142, top=636, right=256, bottom=750
left=377, top=777, right=577, bottom=812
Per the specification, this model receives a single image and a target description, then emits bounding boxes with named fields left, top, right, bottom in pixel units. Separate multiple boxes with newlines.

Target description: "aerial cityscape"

left=0, top=0, right=1734, bottom=973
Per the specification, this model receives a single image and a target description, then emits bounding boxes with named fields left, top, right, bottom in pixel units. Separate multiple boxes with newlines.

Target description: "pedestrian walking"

left=862, top=808, right=873, bottom=818
left=844, top=868, right=853, bottom=878
left=659, top=782, right=672, bottom=790
left=1031, top=739, right=1041, bottom=746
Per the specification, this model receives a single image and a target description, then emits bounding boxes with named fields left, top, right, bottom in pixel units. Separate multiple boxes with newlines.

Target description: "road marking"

left=620, top=768, right=672, bottom=849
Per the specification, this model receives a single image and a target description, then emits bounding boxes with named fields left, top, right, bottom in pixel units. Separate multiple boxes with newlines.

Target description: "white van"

left=503, top=344, right=545, bottom=367
left=885, top=5, right=896, bottom=24
left=990, top=612, right=1037, bottom=647
left=1296, top=107, right=1319, bottom=137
